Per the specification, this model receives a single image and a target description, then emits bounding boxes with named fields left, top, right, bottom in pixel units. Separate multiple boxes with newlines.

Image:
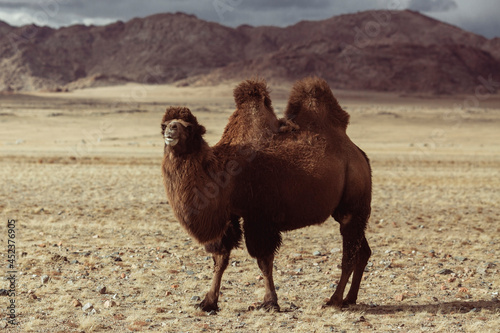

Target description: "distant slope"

left=0, top=10, right=499, bottom=94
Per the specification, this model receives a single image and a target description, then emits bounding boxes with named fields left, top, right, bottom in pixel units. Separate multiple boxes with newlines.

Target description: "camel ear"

left=197, top=124, right=206, bottom=136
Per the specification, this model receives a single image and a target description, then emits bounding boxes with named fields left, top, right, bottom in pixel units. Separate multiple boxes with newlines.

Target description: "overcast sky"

left=0, top=0, right=498, bottom=38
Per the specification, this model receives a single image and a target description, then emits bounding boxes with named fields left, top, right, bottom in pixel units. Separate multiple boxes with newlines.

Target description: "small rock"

left=97, top=286, right=107, bottom=294
left=437, top=269, right=454, bottom=275
left=29, top=293, right=38, bottom=300
left=82, top=303, right=93, bottom=311
left=92, top=235, right=99, bottom=239
left=256, top=275, right=264, bottom=281
left=394, top=294, right=405, bottom=302
left=104, top=300, right=116, bottom=308
left=454, top=256, right=467, bottom=262
left=114, top=257, right=122, bottom=262
left=313, top=251, right=322, bottom=256
left=330, top=248, right=341, bottom=254
left=41, top=275, right=50, bottom=284
left=476, top=263, right=494, bottom=275
left=190, top=296, right=201, bottom=301
left=70, top=260, right=79, bottom=264
left=73, top=299, right=82, bottom=307
left=0, top=289, right=8, bottom=296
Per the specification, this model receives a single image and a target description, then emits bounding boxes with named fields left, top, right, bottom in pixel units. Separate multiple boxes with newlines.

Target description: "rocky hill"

left=1, top=10, right=499, bottom=94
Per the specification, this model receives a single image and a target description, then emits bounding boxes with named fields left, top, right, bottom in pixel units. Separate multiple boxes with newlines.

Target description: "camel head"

left=161, top=107, right=206, bottom=154
left=285, top=77, right=350, bottom=130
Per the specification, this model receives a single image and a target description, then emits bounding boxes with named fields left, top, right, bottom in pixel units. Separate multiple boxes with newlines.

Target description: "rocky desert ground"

left=1, top=83, right=499, bottom=332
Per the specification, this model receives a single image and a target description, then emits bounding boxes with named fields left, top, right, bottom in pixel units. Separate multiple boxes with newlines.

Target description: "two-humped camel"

left=161, top=77, right=372, bottom=311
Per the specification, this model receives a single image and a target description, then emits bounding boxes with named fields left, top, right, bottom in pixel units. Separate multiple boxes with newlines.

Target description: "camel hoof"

left=324, top=299, right=344, bottom=309
left=196, top=300, right=219, bottom=313
left=251, top=301, right=280, bottom=312
left=342, top=298, right=357, bottom=307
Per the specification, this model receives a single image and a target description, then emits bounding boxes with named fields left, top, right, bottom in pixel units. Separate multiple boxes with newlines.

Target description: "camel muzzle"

left=164, top=129, right=179, bottom=146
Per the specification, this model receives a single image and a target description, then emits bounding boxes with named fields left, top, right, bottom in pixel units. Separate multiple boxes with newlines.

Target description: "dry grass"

left=0, top=85, right=499, bottom=332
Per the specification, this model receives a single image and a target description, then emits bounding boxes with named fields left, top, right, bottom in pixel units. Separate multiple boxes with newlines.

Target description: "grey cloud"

left=0, top=1, right=40, bottom=9
left=237, top=0, right=334, bottom=10
left=407, top=0, right=458, bottom=12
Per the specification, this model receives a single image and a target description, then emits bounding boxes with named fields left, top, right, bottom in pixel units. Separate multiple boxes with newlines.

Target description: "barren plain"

left=0, top=83, right=499, bottom=332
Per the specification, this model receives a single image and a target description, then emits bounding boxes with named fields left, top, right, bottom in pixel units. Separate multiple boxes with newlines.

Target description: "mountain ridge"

left=1, top=10, right=499, bottom=94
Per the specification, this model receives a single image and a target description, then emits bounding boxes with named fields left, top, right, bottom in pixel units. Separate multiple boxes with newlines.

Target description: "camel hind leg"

left=343, top=235, right=371, bottom=305
left=198, top=215, right=242, bottom=312
left=327, top=210, right=370, bottom=307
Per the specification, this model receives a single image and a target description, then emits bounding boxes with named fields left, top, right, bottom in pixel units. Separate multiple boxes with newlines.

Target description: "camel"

left=161, top=78, right=372, bottom=312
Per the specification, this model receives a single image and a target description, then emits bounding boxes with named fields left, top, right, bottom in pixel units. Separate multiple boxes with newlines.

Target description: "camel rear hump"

left=285, top=77, right=350, bottom=130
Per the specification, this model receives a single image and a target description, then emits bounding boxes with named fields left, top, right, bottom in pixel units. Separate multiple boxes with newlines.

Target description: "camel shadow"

left=353, top=300, right=499, bottom=315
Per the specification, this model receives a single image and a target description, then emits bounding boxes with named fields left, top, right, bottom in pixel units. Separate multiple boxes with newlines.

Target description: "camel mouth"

left=164, top=135, right=179, bottom=146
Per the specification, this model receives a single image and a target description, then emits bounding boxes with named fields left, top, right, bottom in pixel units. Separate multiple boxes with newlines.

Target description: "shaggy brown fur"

left=161, top=78, right=372, bottom=312
left=218, top=79, right=281, bottom=147
left=161, top=107, right=234, bottom=244
left=286, top=76, right=350, bottom=131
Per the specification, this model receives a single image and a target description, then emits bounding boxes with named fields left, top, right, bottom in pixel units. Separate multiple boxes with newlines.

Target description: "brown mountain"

left=1, top=10, right=499, bottom=94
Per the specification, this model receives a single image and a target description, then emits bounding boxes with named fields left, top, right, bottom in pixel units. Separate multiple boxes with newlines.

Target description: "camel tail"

left=285, top=77, right=350, bottom=129
left=233, top=78, right=272, bottom=110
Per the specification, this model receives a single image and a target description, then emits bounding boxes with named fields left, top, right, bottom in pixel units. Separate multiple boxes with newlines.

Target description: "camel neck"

left=162, top=144, right=231, bottom=245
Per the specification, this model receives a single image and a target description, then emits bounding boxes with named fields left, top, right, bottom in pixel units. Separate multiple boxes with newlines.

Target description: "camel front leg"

left=256, top=254, right=280, bottom=312
left=198, top=215, right=242, bottom=312
left=199, top=252, right=229, bottom=312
